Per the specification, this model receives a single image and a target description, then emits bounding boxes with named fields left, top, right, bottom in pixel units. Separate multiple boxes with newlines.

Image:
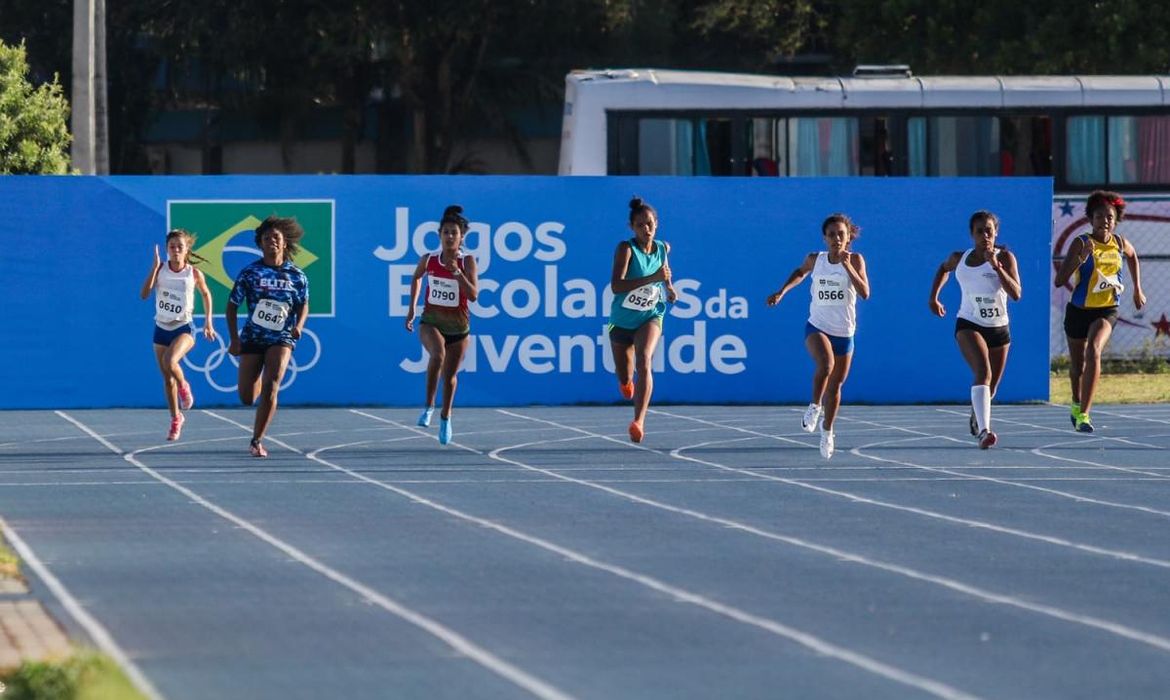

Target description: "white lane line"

left=641, top=409, right=1170, bottom=570
left=490, top=411, right=1170, bottom=655
left=297, top=423, right=980, bottom=699
left=0, top=518, right=166, bottom=700
left=59, top=410, right=573, bottom=700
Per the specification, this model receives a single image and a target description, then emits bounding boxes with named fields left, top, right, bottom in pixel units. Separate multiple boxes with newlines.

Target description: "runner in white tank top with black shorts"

left=140, top=230, right=216, bottom=442
left=929, top=211, right=1022, bottom=449
left=767, top=214, right=870, bottom=460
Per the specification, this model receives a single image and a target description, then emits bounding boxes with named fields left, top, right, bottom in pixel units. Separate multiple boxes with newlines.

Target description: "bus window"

left=627, top=117, right=734, bottom=175
left=999, top=116, right=1052, bottom=176
left=749, top=118, right=785, bottom=176
left=909, top=116, right=999, bottom=176
left=1065, top=116, right=1106, bottom=184
left=859, top=117, right=896, bottom=176
left=1107, top=115, right=1170, bottom=184
left=787, top=117, right=859, bottom=176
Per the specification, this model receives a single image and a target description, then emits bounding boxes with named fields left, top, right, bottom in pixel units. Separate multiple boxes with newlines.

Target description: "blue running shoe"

left=438, top=418, right=453, bottom=445
left=418, top=406, right=434, bottom=427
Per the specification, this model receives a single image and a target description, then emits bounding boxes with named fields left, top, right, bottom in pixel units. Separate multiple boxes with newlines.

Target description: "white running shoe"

left=801, top=403, right=822, bottom=433
left=819, top=430, right=835, bottom=459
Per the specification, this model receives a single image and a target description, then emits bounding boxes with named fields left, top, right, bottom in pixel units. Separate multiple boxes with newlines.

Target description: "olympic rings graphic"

left=182, top=324, right=322, bottom=393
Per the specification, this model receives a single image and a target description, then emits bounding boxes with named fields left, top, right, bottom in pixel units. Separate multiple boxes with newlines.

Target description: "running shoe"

left=969, top=409, right=978, bottom=436
left=249, top=438, right=268, bottom=458
left=1070, top=402, right=1082, bottom=428
left=619, top=381, right=635, bottom=400
left=628, top=420, right=644, bottom=443
left=978, top=429, right=998, bottom=449
left=166, top=413, right=184, bottom=441
left=819, top=430, right=835, bottom=459
left=417, top=406, right=435, bottom=427
left=178, top=381, right=194, bottom=411
left=801, top=403, right=822, bottom=433
left=1075, top=415, right=1095, bottom=433
left=438, top=418, right=453, bottom=445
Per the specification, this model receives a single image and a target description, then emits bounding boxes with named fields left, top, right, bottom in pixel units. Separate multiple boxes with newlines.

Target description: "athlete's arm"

left=1124, top=238, right=1146, bottom=309
left=140, top=245, right=162, bottom=299
left=843, top=252, right=870, bottom=300
left=405, top=255, right=428, bottom=331
left=766, top=253, right=816, bottom=306
left=226, top=301, right=241, bottom=356
left=1053, top=237, right=1088, bottom=288
left=991, top=249, right=1023, bottom=301
left=662, top=242, right=676, bottom=302
left=610, top=241, right=667, bottom=294
left=453, top=254, right=479, bottom=302
left=291, top=300, right=308, bottom=340
left=193, top=268, right=217, bottom=340
left=928, top=251, right=962, bottom=317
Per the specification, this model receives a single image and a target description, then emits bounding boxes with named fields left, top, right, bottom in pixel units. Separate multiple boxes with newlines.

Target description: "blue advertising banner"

left=0, top=176, right=1052, bottom=408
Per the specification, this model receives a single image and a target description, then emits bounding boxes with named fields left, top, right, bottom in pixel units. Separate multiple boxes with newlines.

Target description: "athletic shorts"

left=240, top=340, right=293, bottom=355
left=153, top=323, right=193, bottom=346
left=608, top=317, right=663, bottom=347
left=805, top=322, right=854, bottom=356
left=420, top=322, right=469, bottom=347
left=1063, top=303, right=1119, bottom=340
left=955, top=318, right=1011, bottom=349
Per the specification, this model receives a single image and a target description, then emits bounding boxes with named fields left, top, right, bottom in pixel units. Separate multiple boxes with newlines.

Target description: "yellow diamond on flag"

left=195, top=216, right=319, bottom=290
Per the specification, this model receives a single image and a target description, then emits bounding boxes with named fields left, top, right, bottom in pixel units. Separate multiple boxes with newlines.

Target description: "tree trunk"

left=71, top=0, right=96, bottom=174
left=94, top=0, right=108, bottom=173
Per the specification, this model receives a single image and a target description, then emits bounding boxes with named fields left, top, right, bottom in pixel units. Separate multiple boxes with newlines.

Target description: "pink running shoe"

left=178, top=381, right=194, bottom=410
left=249, top=439, right=268, bottom=458
left=167, top=413, right=185, bottom=441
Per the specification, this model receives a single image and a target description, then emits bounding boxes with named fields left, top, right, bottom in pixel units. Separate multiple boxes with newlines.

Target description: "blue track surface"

left=2, top=404, right=1169, bottom=699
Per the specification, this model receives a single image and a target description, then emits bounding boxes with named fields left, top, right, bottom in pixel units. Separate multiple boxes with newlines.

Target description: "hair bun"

left=443, top=205, right=464, bottom=217
left=628, top=197, right=644, bottom=211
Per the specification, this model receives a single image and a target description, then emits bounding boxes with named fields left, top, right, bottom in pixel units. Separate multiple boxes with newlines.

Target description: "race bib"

left=970, top=294, right=1006, bottom=321
left=812, top=276, right=847, bottom=306
left=1095, top=272, right=1124, bottom=295
left=156, top=287, right=186, bottom=321
left=427, top=275, right=460, bottom=307
left=622, top=283, right=661, bottom=311
left=251, top=298, right=290, bottom=331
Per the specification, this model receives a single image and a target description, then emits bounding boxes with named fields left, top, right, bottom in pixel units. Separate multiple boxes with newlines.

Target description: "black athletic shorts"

left=1063, top=303, right=1118, bottom=340
left=955, top=318, right=1011, bottom=348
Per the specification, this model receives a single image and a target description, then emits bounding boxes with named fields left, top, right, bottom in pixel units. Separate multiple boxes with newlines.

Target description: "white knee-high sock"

left=971, top=384, right=991, bottom=433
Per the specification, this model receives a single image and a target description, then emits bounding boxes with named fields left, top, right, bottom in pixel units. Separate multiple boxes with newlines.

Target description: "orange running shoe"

left=619, top=381, right=634, bottom=399
left=628, top=420, right=644, bottom=443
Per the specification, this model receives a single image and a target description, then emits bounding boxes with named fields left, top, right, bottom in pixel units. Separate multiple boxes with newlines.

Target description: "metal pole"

left=71, top=0, right=96, bottom=174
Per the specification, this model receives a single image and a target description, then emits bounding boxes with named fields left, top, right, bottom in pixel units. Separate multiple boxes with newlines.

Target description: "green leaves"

left=0, top=39, right=70, bottom=175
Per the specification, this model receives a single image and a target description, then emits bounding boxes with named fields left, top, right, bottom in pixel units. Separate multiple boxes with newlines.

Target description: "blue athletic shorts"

left=153, top=323, right=193, bottom=346
left=805, top=322, right=854, bottom=356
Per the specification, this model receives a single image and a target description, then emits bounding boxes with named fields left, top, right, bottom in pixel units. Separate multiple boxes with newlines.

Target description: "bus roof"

left=566, top=68, right=1170, bottom=109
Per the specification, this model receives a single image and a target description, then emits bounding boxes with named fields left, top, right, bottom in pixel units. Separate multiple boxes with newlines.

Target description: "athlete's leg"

left=237, top=353, right=264, bottom=405
left=988, top=343, right=1010, bottom=398
left=804, top=332, right=834, bottom=406
left=1066, top=337, right=1086, bottom=406
left=1079, top=320, right=1113, bottom=417
left=610, top=339, right=635, bottom=394
left=251, top=345, right=292, bottom=444
left=418, top=324, right=445, bottom=409
left=154, top=344, right=180, bottom=417
left=631, top=320, right=663, bottom=428
left=439, top=336, right=468, bottom=420
left=957, top=330, right=993, bottom=433
left=820, top=352, right=853, bottom=432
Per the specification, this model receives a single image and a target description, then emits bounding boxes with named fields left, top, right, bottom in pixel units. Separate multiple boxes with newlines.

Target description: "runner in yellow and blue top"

left=1054, top=190, right=1146, bottom=433
left=406, top=205, right=479, bottom=446
left=608, top=197, right=676, bottom=443
left=766, top=214, right=870, bottom=460
left=226, top=216, right=310, bottom=457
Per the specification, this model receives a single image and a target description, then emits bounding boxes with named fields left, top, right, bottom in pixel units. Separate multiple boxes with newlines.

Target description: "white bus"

left=558, top=67, right=1170, bottom=360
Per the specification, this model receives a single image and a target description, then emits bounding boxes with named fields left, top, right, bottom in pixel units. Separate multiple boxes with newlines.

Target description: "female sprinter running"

left=226, top=216, right=310, bottom=457
left=406, top=205, right=479, bottom=446
left=608, top=196, right=676, bottom=443
left=140, top=229, right=216, bottom=441
left=929, top=210, right=1022, bottom=448
left=1054, top=190, right=1146, bottom=432
left=767, top=214, right=869, bottom=459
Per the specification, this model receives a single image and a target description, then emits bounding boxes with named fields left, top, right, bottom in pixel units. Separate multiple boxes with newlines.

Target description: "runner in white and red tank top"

left=406, top=204, right=480, bottom=446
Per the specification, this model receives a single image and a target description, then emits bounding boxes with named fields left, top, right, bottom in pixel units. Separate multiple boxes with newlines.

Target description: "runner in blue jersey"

left=226, top=216, right=310, bottom=457
left=608, top=196, right=677, bottom=443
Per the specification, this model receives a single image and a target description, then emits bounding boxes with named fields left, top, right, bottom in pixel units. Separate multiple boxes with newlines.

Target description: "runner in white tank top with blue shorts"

left=767, top=214, right=870, bottom=459
left=140, top=230, right=216, bottom=442
left=929, top=210, right=1022, bottom=449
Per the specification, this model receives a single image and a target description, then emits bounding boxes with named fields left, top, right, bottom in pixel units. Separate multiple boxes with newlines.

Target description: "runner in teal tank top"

left=608, top=197, right=677, bottom=443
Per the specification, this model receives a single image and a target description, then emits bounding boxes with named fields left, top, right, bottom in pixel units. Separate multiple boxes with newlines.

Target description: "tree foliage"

left=0, top=37, right=70, bottom=174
